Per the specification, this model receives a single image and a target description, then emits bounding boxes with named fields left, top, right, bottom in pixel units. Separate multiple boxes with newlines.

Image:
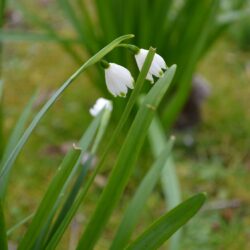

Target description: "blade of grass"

left=77, top=65, right=177, bottom=250
left=126, top=193, right=206, bottom=250
left=0, top=202, right=7, bottom=250
left=110, top=136, right=174, bottom=250
left=0, top=34, right=134, bottom=201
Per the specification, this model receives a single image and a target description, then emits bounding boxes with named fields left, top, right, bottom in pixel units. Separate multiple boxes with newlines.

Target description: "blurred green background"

left=1, top=0, right=250, bottom=249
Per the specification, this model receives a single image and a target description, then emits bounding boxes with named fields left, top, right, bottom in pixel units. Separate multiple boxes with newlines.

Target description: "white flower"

left=105, top=63, right=134, bottom=97
left=135, top=49, right=167, bottom=83
left=89, top=97, right=112, bottom=117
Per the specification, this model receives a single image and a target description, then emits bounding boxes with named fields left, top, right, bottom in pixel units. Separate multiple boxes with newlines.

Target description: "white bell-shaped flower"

left=89, top=97, right=112, bottom=117
left=104, top=63, right=134, bottom=97
left=135, top=49, right=167, bottom=83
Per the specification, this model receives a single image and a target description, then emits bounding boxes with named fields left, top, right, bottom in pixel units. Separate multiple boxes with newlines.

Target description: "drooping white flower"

left=135, top=49, right=167, bottom=83
left=89, top=97, right=112, bottom=117
left=104, top=63, right=134, bottom=97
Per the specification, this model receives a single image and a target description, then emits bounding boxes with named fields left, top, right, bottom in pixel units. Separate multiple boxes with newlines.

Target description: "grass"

left=2, top=36, right=250, bottom=249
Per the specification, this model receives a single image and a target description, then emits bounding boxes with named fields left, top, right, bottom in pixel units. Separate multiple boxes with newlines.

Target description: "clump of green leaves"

left=0, top=35, right=206, bottom=249
left=1, top=0, right=248, bottom=130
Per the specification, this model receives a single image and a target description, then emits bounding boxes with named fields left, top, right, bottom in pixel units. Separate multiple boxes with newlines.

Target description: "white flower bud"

left=89, top=97, right=112, bottom=117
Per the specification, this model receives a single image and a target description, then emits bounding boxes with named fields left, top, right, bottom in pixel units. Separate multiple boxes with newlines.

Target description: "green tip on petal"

left=159, top=70, right=163, bottom=76
left=119, top=92, right=126, bottom=97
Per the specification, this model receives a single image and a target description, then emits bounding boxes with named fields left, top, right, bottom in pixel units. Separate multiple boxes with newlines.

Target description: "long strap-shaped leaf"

left=42, top=109, right=111, bottom=248
left=0, top=34, right=134, bottom=200
left=148, top=116, right=182, bottom=250
left=110, top=137, right=174, bottom=250
left=126, top=193, right=206, bottom=250
left=77, top=65, right=177, bottom=250
left=17, top=112, right=103, bottom=250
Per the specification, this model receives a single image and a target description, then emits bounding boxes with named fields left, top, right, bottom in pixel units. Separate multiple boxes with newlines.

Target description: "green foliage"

left=126, top=193, right=206, bottom=250
left=0, top=34, right=133, bottom=201
left=1, top=0, right=246, bottom=129
left=0, top=34, right=206, bottom=249
left=77, top=65, right=176, bottom=250
left=148, top=117, right=182, bottom=250
left=110, top=137, right=174, bottom=250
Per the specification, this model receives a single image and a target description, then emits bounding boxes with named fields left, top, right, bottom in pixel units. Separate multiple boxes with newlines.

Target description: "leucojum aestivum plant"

left=0, top=35, right=206, bottom=250
left=2, top=0, right=248, bottom=132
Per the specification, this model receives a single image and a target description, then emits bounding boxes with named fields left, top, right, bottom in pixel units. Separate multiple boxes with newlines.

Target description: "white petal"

left=105, top=67, right=128, bottom=97
left=90, top=97, right=112, bottom=116
left=155, top=53, right=167, bottom=69
left=135, top=49, right=167, bottom=79
left=135, top=49, right=147, bottom=70
left=109, top=63, right=134, bottom=89
left=146, top=73, right=154, bottom=83
left=149, top=62, right=163, bottom=78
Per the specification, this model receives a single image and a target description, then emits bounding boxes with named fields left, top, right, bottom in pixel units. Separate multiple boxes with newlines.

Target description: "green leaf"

left=126, top=193, right=206, bottom=250
left=148, top=117, right=182, bottom=250
left=77, top=65, right=177, bottom=250
left=18, top=149, right=81, bottom=250
left=0, top=202, right=7, bottom=250
left=44, top=108, right=112, bottom=248
left=0, top=34, right=134, bottom=201
left=110, top=137, right=174, bottom=250
left=18, top=112, right=103, bottom=250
